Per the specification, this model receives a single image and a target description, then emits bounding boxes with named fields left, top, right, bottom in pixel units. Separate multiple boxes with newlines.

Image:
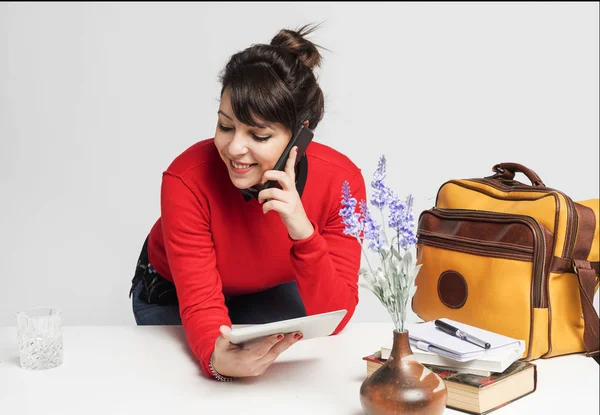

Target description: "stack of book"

left=363, top=319, right=537, bottom=414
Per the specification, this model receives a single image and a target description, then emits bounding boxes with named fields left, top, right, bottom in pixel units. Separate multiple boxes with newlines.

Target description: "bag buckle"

left=572, top=259, right=592, bottom=275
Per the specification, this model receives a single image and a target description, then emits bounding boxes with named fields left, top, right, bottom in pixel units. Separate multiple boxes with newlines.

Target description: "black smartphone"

left=260, top=124, right=314, bottom=192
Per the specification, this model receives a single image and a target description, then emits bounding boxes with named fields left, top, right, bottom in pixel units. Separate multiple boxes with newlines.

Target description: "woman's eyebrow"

left=250, top=117, right=272, bottom=130
left=218, top=110, right=273, bottom=130
left=254, top=122, right=272, bottom=130
left=217, top=110, right=233, bottom=121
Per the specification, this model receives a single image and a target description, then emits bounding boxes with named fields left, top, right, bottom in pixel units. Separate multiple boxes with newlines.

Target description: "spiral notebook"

left=406, top=319, right=525, bottom=362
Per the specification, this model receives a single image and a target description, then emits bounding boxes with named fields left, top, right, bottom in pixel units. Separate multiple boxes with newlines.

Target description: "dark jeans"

left=130, top=238, right=307, bottom=325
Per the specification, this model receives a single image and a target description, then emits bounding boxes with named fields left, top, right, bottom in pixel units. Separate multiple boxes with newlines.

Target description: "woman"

left=129, top=25, right=367, bottom=381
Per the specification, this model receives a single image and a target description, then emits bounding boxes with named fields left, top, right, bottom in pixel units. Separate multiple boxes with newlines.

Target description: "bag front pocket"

left=417, top=229, right=534, bottom=262
left=413, top=208, right=553, bottom=359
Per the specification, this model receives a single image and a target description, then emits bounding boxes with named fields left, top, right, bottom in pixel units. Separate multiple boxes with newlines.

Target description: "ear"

left=303, top=120, right=310, bottom=128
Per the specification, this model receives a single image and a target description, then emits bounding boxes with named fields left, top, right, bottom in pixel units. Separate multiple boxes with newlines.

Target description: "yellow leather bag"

left=413, top=163, right=599, bottom=363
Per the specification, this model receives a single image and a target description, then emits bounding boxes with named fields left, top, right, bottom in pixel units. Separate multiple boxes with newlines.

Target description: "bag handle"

left=489, top=162, right=546, bottom=187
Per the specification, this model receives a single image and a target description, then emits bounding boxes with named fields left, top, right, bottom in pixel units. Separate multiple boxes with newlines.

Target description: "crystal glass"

left=16, top=307, right=63, bottom=370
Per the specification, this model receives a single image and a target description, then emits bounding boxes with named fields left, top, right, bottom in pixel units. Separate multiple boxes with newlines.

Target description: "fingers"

left=213, top=330, right=303, bottom=378
left=261, top=170, right=294, bottom=192
left=263, top=200, right=289, bottom=215
left=215, top=325, right=235, bottom=350
left=220, top=325, right=232, bottom=338
left=249, top=333, right=286, bottom=359
left=258, top=187, right=288, bottom=205
left=256, top=332, right=303, bottom=367
left=259, top=149, right=297, bottom=198
left=284, top=147, right=298, bottom=181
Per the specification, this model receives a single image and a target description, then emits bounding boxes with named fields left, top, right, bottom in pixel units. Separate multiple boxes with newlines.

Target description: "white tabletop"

left=0, top=323, right=598, bottom=415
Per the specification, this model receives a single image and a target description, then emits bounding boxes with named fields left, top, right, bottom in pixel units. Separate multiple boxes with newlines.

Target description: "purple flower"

left=373, top=155, right=387, bottom=182
left=398, top=195, right=417, bottom=250
left=339, top=181, right=363, bottom=238
left=371, top=155, right=393, bottom=210
left=360, top=200, right=383, bottom=252
left=389, top=194, right=417, bottom=250
left=388, top=194, right=406, bottom=232
left=338, top=155, right=417, bottom=254
left=399, top=194, right=417, bottom=250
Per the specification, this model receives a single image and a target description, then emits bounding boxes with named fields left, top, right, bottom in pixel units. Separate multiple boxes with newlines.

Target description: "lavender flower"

left=338, top=154, right=421, bottom=333
left=370, top=155, right=393, bottom=209
left=399, top=194, right=417, bottom=250
left=387, top=194, right=406, bottom=233
left=339, top=181, right=362, bottom=238
left=372, top=155, right=387, bottom=182
left=360, top=200, right=383, bottom=252
left=387, top=193, right=417, bottom=250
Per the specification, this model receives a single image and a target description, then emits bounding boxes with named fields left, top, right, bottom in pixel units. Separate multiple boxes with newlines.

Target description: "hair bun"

left=270, top=24, right=322, bottom=70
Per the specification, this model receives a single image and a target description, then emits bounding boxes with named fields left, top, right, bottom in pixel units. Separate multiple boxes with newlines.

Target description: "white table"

left=1, top=323, right=598, bottom=414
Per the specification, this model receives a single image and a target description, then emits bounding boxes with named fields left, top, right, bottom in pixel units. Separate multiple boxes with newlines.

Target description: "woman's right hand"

left=211, top=325, right=303, bottom=378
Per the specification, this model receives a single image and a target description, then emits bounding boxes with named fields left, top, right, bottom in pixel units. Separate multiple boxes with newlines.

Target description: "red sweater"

left=147, top=138, right=366, bottom=377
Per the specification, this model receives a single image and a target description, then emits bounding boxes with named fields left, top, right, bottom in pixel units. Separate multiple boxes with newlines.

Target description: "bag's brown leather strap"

left=551, top=257, right=599, bottom=274
left=574, top=260, right=600, bottom=364
left=573, top=203, right=600, bottom=364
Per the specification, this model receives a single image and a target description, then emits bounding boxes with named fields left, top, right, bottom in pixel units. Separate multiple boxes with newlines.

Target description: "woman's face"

left=214, top=88, right=292, bottom=190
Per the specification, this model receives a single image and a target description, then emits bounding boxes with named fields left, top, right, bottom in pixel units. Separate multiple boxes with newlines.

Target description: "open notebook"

left=406, top=318, right=525, bottom=362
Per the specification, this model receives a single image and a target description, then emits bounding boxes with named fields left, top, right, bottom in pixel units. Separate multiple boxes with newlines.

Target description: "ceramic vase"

left=360, top=330, right=448, bottom=415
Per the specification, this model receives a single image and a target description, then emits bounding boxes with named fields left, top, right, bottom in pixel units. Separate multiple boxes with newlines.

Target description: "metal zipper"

left=417, top=229, right=534, bottom=261
left=468, top=178, right=576, bottom=259
left=426, top=208, right=548, bottom=308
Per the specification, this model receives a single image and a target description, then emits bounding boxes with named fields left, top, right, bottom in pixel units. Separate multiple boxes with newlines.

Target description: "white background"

left=0, top=2, right=598, bottom=327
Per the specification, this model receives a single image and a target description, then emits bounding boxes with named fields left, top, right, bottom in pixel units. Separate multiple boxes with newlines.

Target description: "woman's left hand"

left=258, top=147, right=314, bottom=241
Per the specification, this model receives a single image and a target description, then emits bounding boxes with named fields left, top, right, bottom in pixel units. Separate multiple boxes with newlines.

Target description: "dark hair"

left=219, top=24, right=325, bottom=134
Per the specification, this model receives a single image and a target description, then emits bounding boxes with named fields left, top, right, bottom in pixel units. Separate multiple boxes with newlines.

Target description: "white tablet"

left=229, top=309, right=347, bottom=347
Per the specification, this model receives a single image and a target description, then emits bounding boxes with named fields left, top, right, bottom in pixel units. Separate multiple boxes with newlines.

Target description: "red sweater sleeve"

left=290, top=170, right=366, bottom=334
left=160, top=172, right=230, bottom=378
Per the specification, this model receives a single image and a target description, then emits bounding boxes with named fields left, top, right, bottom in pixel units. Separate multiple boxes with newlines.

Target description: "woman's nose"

left=227, top=132, right=249, bottom=156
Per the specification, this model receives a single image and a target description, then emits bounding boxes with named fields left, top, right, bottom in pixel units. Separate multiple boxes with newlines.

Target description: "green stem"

left=379, top=209, right=389, bottom=246
left=356, top=237, right=376, bottom=277
left=378, top=210, right=392, bottom=289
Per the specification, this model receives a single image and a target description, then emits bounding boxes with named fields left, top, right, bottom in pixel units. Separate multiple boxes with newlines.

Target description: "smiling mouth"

left=230, top=159, right=257, bottom=171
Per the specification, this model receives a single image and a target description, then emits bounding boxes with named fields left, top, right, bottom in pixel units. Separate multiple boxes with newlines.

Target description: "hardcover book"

left=363, top=353, right=537, bottom=414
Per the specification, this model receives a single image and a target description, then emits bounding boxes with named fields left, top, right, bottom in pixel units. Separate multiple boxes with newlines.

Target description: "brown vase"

left=360, top=330, right=448, bottom=415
